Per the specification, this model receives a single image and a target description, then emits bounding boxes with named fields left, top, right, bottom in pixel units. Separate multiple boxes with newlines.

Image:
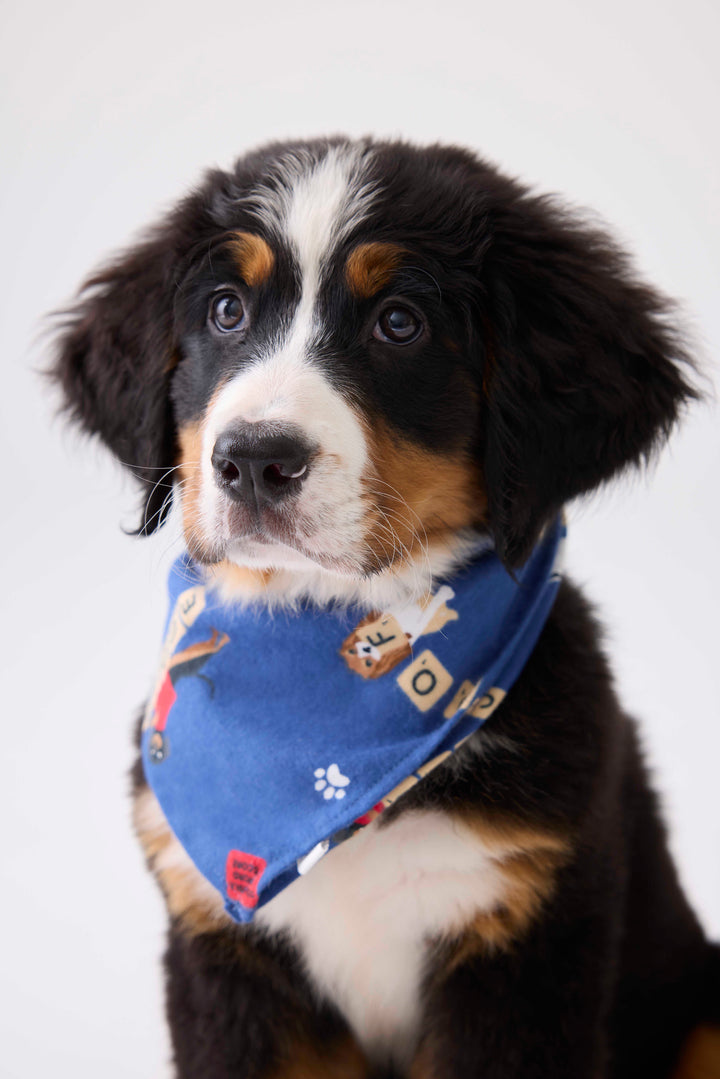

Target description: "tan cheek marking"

left=176, top=381, right=234, bottom=562
left=134, top=786, right=230, bottom=935
left=345, top=242, right=406, bottom=298
left=363, top=422, right=486, bottom=569
left=205, top=560, right=278, bottom=601
left=671, top=1025, right=720, bottom=1079
left=229, top=230, right=275, bottom=287
left=177, top=419, right=207, bottom=560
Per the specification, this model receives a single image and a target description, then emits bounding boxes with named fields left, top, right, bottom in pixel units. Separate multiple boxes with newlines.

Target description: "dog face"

left=53, top=138, right=695, bottom=595
left=341, top=613, right=412, bottom=678
left=169, top=144, right=485, bottom=585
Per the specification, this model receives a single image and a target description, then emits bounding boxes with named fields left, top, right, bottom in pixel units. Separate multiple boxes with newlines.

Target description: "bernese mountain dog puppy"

left=52, top=138, right=719, bottom=1079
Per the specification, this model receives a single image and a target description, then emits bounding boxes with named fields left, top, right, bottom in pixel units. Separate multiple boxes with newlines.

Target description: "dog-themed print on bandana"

left=340, top=585, right=458, bottom=679
left=142, top=516, right=565, bottom=923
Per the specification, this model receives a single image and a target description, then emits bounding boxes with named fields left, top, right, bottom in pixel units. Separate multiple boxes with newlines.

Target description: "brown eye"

left=211, top=292, right=245, bottom=332
left=374, top=305, right=422, bottom=345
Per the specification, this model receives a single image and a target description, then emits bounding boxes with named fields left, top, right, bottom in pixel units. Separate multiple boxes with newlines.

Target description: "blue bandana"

left=142, top=517, right=565, bottom=923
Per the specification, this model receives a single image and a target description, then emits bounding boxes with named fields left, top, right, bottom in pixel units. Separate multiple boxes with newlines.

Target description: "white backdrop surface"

left=1, top=1, right=718, bottom=1075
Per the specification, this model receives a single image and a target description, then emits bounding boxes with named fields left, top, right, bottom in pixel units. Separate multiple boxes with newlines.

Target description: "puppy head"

left=52, top=138, right=696, bottom=595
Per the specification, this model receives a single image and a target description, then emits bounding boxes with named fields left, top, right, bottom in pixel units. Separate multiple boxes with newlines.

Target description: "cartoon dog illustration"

left=341, top=585, right=458, bottom=679
left=147, top=628, right=230, bottom=762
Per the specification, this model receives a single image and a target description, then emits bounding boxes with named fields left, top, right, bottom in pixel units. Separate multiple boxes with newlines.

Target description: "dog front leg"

left=410, top=910, right=615, bottom=1079
left=164, top=922, right=369, bottom=1079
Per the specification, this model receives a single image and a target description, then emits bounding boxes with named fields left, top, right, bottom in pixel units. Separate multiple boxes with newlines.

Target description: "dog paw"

left=314, top=764, right=350, bottom=800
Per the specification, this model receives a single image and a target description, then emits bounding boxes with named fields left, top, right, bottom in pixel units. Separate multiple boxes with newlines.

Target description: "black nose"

left=211, top=423, right=313, bottom=506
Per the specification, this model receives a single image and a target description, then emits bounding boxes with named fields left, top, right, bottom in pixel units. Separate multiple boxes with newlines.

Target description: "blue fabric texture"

left=142, top=516, right=565, bottom=922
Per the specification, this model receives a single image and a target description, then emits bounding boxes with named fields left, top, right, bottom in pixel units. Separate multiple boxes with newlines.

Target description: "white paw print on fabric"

left=314, top=763, right=351, bottom=800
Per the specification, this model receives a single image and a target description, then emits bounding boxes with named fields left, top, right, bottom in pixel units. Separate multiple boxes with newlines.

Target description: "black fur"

left=55, top=138, right=716, bottom=1078
left=478, top=191, right=697, bottom=564
left=403, top=583, right=713, bottom=1078
left=52, top=140, right=697, bottom=560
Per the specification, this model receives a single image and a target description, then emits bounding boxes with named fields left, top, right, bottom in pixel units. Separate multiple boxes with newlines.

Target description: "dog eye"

left=373, top=305, right=422, bottom=345
left=210, top=292, right=245, bottom=332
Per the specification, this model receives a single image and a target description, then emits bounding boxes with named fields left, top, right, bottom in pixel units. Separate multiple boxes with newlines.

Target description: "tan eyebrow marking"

left=228, top=231, right=275, bottom=287
left=345, top=242, right=406, bottom=298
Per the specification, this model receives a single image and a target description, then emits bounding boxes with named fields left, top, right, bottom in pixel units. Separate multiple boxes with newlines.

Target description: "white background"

left=1, top=1, right=718, bottom=1075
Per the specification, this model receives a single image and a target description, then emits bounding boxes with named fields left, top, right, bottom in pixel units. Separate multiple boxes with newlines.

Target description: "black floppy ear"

left=52, top=217, right=188, bottom=534
left=480, top=190, right=697, bottom=566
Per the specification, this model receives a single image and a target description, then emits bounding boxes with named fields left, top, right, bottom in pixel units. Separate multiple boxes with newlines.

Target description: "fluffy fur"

left=53, top=137, right=719, bottom=1078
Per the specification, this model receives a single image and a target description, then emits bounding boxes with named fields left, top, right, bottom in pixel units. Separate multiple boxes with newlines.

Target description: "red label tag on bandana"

left=154, top=672, right=177, bottom=732
left=225, top=850, right=267, bottom=908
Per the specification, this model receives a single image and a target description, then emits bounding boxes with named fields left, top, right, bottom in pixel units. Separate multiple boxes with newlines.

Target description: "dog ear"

left=480, top=190, right=698, bottom=566
left=51, top=211, right=194, bottom=535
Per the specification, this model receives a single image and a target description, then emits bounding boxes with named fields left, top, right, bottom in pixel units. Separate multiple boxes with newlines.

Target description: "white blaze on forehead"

left=284, top=145, right=377, bottom=303
left=247, top=144, right=378, bottom=368
left=247, top=143, right=377, bottom=302
left=203, top=146, right=376, bottom=515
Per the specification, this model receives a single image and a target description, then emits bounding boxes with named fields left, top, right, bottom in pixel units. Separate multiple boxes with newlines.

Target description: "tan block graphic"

left=358, top=613, right=407, bottom=657
left=381, top=774, right=420, bottom=807
left=443, top=679, right=480, bottom=719
left=397, top=649, right=453, bottom=712
left=377, top=684, right=508, bottom=814
left=467, top=687, right=506, bottom=721
left=415, top=749, right=452, bottom=778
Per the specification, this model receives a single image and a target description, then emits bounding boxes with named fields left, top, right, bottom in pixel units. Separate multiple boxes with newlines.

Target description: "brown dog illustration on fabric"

left=341, top=585, right=458, bottom=679
left=147, top=628, right=230, bottom=762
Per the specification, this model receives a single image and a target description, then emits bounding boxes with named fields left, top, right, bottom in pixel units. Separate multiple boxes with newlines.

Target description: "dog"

left=52, top=137, right=719, bottom=1078
left=340, top=586, right=458, bottom=678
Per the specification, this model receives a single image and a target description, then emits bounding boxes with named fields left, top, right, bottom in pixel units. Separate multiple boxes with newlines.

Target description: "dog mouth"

left=188, top=492, right=374, bottom=577
left=178, top=414, right=482, bottom=583
left=184, top=458, right=474, bottom=581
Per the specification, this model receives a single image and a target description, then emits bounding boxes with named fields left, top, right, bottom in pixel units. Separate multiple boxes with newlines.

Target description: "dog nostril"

left=263, top=462, right=308, bottom=488
left=212, top=423, right=314, bottom=505
left=214, top=456, right=241, bottom=485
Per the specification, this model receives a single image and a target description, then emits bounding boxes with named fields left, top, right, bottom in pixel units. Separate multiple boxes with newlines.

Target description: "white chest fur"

left=256, top=809, right=510, bottom=1067
left=137, top=789, right=516, bottom=1068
